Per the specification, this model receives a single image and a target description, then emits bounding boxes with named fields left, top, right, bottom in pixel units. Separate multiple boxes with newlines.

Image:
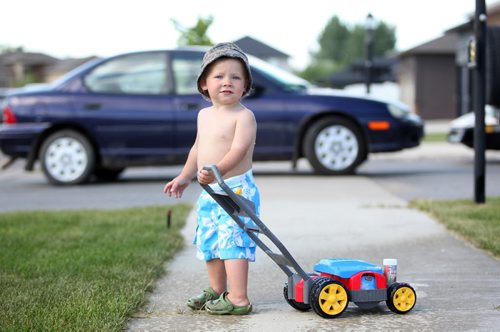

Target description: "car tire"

left=304, top=117, right=366, bottom=175
left=40, top=130, right=95, bottom=185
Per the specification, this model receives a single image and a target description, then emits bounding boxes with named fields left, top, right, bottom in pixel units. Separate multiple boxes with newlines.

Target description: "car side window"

left=84, top=53, right=168, bottom=95
left=172, top=56, right=202, bottom=95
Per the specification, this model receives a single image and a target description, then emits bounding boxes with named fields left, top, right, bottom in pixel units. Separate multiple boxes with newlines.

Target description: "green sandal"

left=205, top=292, right=252, bottom=315
left=187, top=287, right=219, bottom=310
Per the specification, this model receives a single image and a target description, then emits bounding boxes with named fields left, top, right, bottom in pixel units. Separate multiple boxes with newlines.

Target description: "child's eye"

left=232, top=75, right=241, bottom=80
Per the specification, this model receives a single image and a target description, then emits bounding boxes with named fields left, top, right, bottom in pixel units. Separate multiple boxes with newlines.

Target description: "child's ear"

left=200, top=79, right=207, bottom=91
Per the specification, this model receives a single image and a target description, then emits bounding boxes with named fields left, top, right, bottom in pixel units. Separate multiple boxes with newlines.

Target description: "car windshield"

left=248, top=55, right=311, bottom=92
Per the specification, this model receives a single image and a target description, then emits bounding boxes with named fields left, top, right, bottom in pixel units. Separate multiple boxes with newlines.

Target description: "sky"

left=2, top=0, right=499, bottom=70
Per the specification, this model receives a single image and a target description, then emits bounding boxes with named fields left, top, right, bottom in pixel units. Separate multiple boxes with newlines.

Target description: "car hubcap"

left=314, top=125, right=359, bottom=170
left=45, top=137, right=88, bottom=182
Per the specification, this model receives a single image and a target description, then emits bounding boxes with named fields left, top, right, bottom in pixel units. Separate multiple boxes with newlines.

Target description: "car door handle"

left=84, top=103, right=101, bottom=111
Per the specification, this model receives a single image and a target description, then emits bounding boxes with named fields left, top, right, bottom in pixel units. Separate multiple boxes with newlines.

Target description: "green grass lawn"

left=0, top=205, right=190, bottom=331
left=410, top=197, right=500, bottom=258
left=422, top=132, right=447, bottom=143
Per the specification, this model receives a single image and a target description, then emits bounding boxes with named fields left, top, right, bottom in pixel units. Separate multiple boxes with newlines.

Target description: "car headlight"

left=387, top=103, right=411, bottom=119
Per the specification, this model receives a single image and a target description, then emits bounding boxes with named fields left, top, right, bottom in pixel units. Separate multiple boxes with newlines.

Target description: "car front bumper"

left=448, top=125, right=500, bottom=150
left=448, top=127, right=469, bottom=145
left=367, top=115, right=424, bottom=153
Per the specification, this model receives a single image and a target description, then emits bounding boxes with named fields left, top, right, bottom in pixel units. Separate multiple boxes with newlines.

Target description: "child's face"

left=200, top=58, right=247, bottom=105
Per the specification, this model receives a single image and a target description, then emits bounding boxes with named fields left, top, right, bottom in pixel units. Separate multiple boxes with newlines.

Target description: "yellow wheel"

left=387, top=283, right=417, bottom=314
left=310, top=277, right=349, bottom=318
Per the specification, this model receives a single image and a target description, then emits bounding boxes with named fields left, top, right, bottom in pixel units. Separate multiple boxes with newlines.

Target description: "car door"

left=74, top=51, right=178, bottom=164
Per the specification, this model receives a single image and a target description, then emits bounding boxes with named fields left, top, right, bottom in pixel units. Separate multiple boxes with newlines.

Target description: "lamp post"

left=365, top=13, right=375, bottom=95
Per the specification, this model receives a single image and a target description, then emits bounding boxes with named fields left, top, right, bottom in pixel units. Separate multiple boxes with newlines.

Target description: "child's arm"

left=198, top=110, right=256, bottom=184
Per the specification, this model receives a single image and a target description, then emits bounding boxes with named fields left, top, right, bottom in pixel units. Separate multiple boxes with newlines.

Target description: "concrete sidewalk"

left=127, top=175, right=500, bottom=331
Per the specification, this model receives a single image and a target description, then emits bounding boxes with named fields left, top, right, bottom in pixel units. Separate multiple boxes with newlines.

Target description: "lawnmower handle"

left=200, top=164, right=311, bottom=282
left=202, top=164, right=225, bottom=186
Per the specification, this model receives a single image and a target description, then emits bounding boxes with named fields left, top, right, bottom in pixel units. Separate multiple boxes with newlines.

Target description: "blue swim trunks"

left=194, top=170, right=260, bottom=262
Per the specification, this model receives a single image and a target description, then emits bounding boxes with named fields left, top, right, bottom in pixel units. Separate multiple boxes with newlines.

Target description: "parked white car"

left=448, top=105, right=500, bottom=150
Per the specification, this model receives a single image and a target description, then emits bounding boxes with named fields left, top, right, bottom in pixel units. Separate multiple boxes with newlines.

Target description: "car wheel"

left=304, top=117, right=366, bottom=175
left=283, top=283, right=311, bottom=311
left=386, top=282, right=416, bottom=314
left=40, top=130, right=95, bottom=185
left=309, top=277, right=349, bottom=319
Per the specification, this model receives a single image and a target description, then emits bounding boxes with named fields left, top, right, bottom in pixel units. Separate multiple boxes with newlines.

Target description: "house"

left=45, top=57, right=97, bottom=82
left=397, top=1, right=500, bottom=120
left=449, top=1, right=500, bottom=115
left=0, top=52, right=98, bottom=88
left=397, top=33, right=459, bottom=120
left=233, top=36, right=291, bottom=71
left=0, top=52, right=58, bottom=87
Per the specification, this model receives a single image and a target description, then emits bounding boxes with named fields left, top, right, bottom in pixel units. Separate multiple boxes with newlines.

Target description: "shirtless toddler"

left=163, top=43, right=259, bottom=315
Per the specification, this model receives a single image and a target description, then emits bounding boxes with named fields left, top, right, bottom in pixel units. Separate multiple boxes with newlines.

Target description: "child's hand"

left=197, top=169, right=215, bottom=185
left=163, top=177, right=189, bottom=198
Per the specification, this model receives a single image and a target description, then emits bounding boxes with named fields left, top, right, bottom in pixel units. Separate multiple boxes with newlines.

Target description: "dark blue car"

left=0, top=48, right=423, bottom=185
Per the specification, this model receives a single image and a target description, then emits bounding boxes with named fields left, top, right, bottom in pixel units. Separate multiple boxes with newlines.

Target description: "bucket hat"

left=197, top=42, right=253, bottom=98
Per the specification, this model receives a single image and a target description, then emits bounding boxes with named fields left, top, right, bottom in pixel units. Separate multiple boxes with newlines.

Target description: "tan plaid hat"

left=197, top=42, right=253, bottom=98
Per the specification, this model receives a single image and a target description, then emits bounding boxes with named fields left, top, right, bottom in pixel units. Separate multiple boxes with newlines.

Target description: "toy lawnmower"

left=201, top=165, right=417, bottom=318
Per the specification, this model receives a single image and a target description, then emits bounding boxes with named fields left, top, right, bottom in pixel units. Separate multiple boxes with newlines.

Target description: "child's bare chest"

left=201, top=114, right=237, bottom=142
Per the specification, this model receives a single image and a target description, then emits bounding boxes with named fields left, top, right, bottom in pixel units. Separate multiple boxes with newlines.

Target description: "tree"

left=299, top=15, right=396, bottom=83
left=0, top=45, right=24, bottom=54
left=171, top=16, right=214, bottom=46
left=315, top=16, right=350, bottom=64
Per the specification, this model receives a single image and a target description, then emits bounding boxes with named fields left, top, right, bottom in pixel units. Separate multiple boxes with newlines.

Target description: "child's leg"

left=224, top=258, right=250, bottom=306
left=206, top=258, right=227, bottom=294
